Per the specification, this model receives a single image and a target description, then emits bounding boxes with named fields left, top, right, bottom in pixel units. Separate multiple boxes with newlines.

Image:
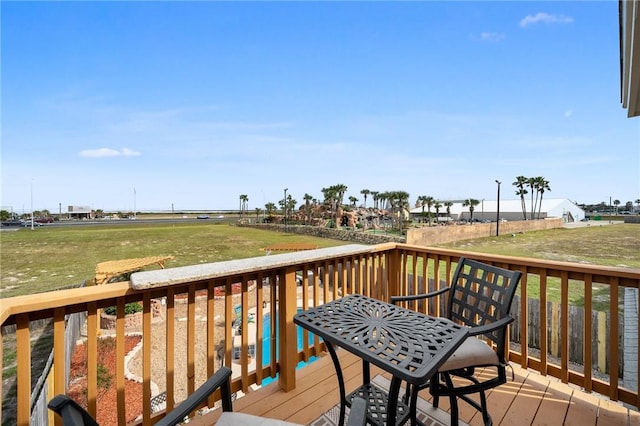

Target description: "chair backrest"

left=446, top=257, right=522, bottom=355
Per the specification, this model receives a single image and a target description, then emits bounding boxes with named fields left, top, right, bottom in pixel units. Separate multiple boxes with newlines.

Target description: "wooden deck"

left=191, top=350, right=639, bottom=426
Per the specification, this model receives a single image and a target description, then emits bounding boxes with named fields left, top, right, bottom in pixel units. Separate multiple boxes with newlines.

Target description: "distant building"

left=67, top=205, right=93, bottom=220
left=410, top=198, right=585, bottom=223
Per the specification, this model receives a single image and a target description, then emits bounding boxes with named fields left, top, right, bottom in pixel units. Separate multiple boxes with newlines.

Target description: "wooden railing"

left=1, top=243, right=639, bottom=425
left=386, top=245, right=640, bottom=409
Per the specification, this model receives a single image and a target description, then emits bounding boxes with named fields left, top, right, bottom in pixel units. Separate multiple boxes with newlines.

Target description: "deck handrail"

left=1, top=243, right=638, bottom=425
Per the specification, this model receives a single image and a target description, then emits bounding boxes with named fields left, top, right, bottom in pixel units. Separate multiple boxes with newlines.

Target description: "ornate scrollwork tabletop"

left=294, top=294, right=468, bottom=384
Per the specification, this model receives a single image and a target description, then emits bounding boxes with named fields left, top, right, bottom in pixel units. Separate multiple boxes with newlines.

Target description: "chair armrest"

left=347, top=397, right=368, bottom=426
left=467, top=316, right=514, bottom=337
left=390, top=286, right=449, bottom=304
left=48, top=395, right=100, bottom=426
left=155, top=366, right=233, bottom=426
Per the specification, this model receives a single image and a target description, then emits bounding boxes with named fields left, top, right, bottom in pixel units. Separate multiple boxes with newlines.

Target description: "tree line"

left=236, top=176, right=555, bottom=229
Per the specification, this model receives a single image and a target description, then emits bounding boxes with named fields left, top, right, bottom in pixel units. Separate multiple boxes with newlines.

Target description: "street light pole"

left=284, top=188, right=288, bottom=231
left=30, top=180, right=34, bottom=230
left=495, top=180, right=501, bottom=236
left=609, top=196, right=612, bottom=224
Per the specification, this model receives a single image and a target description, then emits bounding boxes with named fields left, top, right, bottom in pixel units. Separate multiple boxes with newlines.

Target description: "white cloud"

left=519, top=13, right=574, bottom=28
left=79, top=147, right=141, bottom=158
left=120, top=148, right=142, bottom=157
left=478, top=32, right=505, bottom=42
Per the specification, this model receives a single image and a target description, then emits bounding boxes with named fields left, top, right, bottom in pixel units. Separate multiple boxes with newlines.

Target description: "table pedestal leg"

left=325, top=341, right=347, bottom=426
left=388, top=376, right=403, bottom=424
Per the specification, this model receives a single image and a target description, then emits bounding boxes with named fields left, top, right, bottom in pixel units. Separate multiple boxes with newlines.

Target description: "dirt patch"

left=67, top=335, right=143, bottom=426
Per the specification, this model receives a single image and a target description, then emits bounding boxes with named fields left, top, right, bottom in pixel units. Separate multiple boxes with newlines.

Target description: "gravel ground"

left=127, top=288, right=270, bottom=404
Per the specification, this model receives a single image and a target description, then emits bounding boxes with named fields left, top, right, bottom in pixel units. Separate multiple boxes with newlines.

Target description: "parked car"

left=21, top=221, right=42, bottom=227
left=1, top=219, right=22, bottom=227
left=197, top=215, right=209, bottom=219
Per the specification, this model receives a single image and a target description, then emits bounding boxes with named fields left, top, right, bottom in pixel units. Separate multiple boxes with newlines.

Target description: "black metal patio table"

left=294, top=294, right=468, bottom=426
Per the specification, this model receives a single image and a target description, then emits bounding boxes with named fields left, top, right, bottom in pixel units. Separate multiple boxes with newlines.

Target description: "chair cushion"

left=216, top=412, right=303, bottom=426
left=438, top=337, right=500, bottom=372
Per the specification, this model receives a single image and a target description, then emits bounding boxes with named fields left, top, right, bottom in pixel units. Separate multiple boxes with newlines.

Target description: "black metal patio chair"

left=391, top=257, right=522, bottom=426
left=49, top=366, right=368, bottom=426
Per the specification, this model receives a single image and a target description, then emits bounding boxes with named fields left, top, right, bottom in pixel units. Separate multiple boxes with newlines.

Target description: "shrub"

left=97, top=363, right=112, bottom=390
left=103, top=302, right=142, bottom=316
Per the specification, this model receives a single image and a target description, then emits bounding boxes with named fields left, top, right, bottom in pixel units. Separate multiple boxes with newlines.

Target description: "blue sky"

left=2, top=1, right=639, bottom=213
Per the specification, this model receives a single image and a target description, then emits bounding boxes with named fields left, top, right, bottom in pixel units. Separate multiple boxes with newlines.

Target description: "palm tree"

left=513, top=176, right=529, bottom=220
left=444, top=201, right=453, bottom=219
left=424, top=196, right=435, bottom=226
left=334, top=184, right=348, bottom=228
left=535, top=178, right=550, bottom=219
left=286, top=195, right=297, bottom=222
left=613, top=199, right=621, bottom=214
left=397, top=191, right=411, bottom=231
left=527, top=177, right=537, bottom=220
left=321, top=186, right=336, bottom=227
left=360, top=189, right=370, bottom=209
left=434, top=201, right=442, bottom=224
left=349, top=196, right=358, bottom=207
left=378, top=191, right=391, bottom=227
left=264, top=202, right=276, bottom=220
left=463, top=198, right=480, bottom=222
left=322, top=185, right=347, bottom=227
left=378, top=192, right=388, bottom=211
left=334, top=184, right=348, bottom=208
left=239, top=194, right=249, bottom=219
left=303, top=193, right=313, bottom=225
left=417, top=196, right=428, bottom=223
left=529, top=177, right=544, bottom=219
left=385, top=191, right=410, bottom=232
left=371, top=191, right=379, bottom=209
left=636, top=199, right=640, bottom=213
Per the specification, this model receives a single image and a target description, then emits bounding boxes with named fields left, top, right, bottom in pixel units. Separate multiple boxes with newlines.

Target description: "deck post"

left=278, top=266, right=298, bottom=391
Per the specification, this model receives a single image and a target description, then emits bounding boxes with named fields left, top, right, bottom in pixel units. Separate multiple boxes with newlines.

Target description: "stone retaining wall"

left=624, top=216, right=640, bottom=224
left=239, top=223, right=405, bottom=245
left=406, top=218, right=564, bottom=246
left=100, top=311, right=143, bottom=330
left=100, top=299, right=163, bottom=330
left=240, top=219, right=563, bottom=247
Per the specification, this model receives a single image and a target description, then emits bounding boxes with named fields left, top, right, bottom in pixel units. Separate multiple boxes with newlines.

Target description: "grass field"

left=1, top=222, right=638, bottom=301
left=438, top=223, right=640, bottom=269
left=0, top=222, right=346, bottom=299
left=437, top=223, right=640, bottom=309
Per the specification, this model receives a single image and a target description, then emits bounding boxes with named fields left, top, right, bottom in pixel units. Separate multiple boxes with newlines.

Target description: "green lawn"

left=2, top=222, right=638, bottom=303
left=0, top=222, right=346, bottom=298
left=435, top=223, right=640, bottom=309
left=436, top=223, right=640, bottom=269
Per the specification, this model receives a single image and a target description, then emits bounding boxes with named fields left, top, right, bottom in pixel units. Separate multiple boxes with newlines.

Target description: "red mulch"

left=67, top=335, right=143, bottom=426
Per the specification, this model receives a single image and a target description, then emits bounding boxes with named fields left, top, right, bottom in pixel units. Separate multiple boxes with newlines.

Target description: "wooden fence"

left=29, top=311, right=85, bottom=425
left=510, top=295, right=624, bottom=377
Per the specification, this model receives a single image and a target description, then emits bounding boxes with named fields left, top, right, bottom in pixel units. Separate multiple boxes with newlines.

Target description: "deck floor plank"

left=189, top=352, right=636, bottom=425
left=481, top=367, right=529, bottom=426
left=597, top=399, right=630, bottom=426
left=531, top=378, right=573, bottom=425
left=563, top=385, right=601, bottom=426
left=493, top=369, right=548, bottom=425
